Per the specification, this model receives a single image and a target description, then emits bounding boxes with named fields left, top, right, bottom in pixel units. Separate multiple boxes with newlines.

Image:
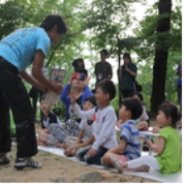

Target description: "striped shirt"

left=119, top=120, right=141, bottom=160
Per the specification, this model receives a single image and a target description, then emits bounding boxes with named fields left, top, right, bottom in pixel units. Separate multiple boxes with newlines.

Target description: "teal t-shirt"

left=120, top=63, right=137, bottom=90
left=156, top=126, right=182, bottom=173
left=0, top=27, right=50, bottom=71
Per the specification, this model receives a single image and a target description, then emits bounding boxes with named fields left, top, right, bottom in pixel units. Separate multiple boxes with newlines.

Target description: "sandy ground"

left=0, top=121, right=160, bottom=183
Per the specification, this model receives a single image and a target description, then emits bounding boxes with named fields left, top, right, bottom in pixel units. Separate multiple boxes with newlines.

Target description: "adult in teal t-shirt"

left=118, top=53, right=137, bottom=99
left=0, top=15, right=67, bottom=169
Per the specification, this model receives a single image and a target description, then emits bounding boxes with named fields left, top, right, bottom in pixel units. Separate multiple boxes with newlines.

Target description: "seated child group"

left=36, top=72, right=182, bottom=174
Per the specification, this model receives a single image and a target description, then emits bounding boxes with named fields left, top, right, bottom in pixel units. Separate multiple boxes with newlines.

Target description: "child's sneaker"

left=14, top=157, right=42, bottom=170
left=0, top=153, right=10, bottom=165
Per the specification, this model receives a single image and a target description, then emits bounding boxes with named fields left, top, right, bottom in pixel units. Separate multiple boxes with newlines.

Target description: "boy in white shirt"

left=70, top=80, right=117, bottom=165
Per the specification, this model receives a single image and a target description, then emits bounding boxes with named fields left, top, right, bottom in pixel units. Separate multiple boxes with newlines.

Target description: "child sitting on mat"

left=102, top=99, right=143, bottom=170
left=64, top=95, right=96, bottom=157
left=70, top=80, right=117, bottom=165
left=111, top=103, right=182, bottom=174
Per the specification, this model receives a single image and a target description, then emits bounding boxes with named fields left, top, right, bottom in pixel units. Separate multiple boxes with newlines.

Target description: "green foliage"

left=0, top=1, right=25, bottom=39
left=0, top=0, right=182, bottom=113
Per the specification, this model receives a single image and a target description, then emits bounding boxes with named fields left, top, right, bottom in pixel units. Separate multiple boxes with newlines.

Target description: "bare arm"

left=69, top=135, right=95, bottom=150
left=20, top=70, right=47, bottom=92
left=107, top=137, right=127, bottom=154
left=147, top=136, right=165, bottom=154
left=118, top=67, right=122, bottom=79
left=32, top=50, right=62, bottom=94
left=74, top=130, right=85, bottom=145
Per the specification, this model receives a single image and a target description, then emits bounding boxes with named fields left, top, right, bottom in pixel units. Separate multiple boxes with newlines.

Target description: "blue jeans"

left=76, top=146, right=108, bottom=165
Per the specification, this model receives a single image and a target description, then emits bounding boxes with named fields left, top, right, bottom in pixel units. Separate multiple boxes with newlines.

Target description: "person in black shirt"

left=94, top=49, right=112, bottom=88
left=72, top=58, right=88, bottom=77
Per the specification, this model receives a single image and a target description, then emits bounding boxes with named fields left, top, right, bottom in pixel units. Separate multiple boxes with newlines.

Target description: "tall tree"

left=151, top=0, right=172, bottom=113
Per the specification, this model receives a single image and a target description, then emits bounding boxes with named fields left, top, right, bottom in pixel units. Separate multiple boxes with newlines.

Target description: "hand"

left=83, top=76, right=91, bottom=86
left=124, top=65, right=129, bottom=72
left=50, top=82, right=63, bottom=94
left=152, top=126, right=161, bottom=133
left=64, top=146, right=78, bottom=156
left=146, top=139, right=152, bottom=147
left=116, top=120, right=123, bottom=129
left=86, top=148, right=97, bottom=157
left=68, top=74, right=73, bottom=85
left=70, top=89, right=76, bottom=104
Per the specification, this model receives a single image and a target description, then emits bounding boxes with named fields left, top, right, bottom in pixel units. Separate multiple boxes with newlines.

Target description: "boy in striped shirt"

left=102, top=98, right=143, bottom=173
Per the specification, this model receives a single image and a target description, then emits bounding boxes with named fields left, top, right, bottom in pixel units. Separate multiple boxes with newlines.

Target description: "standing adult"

left=0, top=15, right=67, bottom=169
left=72, top=58, right=88, bottom=77
left=118, top=53, right=137, bottom=99
left=94, top=49, right=112, bottom=88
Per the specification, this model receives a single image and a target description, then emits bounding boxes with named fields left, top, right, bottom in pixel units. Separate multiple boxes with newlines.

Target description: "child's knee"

left=102, top=152, right=111, bottom=165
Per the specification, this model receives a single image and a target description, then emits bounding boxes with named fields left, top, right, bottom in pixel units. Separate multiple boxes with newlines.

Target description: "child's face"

left=156, top=110, right=171, bottom=127
left=132, top=95, right=141, bottom=102
left=83, top=100, right=94, bottom=111
left=40, top=100, right=52, bottom=113
left=95, top=87, right=109, bottom=105
left=119, top=105, right=130, bottom=122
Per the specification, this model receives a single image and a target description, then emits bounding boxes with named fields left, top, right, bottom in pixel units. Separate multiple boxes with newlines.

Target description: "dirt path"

left=0, top=146, right=160, bottom=183
left=0, top=120, right=159, bottom=183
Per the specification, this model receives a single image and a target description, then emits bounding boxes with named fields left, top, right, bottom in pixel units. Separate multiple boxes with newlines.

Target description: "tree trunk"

left=117, top=38, right=122, bottom=108
left=151, top=0, right=172, bottom=114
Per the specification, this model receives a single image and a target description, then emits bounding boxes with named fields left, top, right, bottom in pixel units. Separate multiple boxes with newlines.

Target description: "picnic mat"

left=38, top=146, right=182, bottom=183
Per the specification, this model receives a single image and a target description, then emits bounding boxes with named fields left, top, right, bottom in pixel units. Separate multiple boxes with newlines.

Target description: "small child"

left=70, top=80, right=117, bottom=165
left=39, top=96, right=62, bottom=129
left=64, top=96, right=96, bottom=157
left=111, top=103, right=182, bottom=174
left=36, top=96, right=62, bottom=146
left=132, top=92, right=149, bottom=129
left=102, top=99, right=143, bottom=171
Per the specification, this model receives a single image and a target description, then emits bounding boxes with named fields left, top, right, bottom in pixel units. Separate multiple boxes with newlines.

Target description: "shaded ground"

left=0, top=120, right=159, bottom=183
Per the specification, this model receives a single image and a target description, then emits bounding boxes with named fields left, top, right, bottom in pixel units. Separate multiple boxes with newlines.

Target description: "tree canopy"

left=0, top=0, right=182, bottom=114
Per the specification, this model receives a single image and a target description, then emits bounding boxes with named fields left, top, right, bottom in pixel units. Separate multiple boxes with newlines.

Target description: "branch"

left=45, top=28, right=87, bottom=67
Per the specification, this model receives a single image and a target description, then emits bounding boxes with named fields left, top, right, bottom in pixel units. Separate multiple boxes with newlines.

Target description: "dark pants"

left=0, top=57, right=37, bottom=157
left=77, top=146, right=108, bottom=165
left=29, top=86, right=44, bottom=118
left=121, top=89, right=134, bottom=99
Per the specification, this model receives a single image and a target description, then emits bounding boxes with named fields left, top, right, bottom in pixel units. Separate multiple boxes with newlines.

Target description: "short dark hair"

left=84, top=96, right=97, bottom=107
left=100, top=49, right=108, bottom=56
left=132, top=92, right=143, bottom=101
left=158, top=103, right=178, bottom=128
left=40, top=15, right=67, bottom=34
left=40, top=94, right=46, bottom=102
left=97, top=80, right=116, bottom=101
left=123, top=53, right=131, bottom=59
left=72, top=58, right=85, bottom=69
left=122, top=99, right=143, bottom=119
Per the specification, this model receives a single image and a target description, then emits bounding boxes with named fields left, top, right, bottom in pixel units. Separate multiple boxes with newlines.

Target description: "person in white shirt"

left=64, top=96, right=96, bottom=157
left=70, top=80, right=117, bottom=165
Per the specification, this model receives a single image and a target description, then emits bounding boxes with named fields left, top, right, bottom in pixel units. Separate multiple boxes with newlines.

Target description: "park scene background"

left=0, top=0, right=182, bottom=183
